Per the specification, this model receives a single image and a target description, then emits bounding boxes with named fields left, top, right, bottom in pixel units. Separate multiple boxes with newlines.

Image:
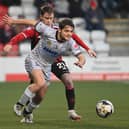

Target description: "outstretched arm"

left=72, top=33, right=90, bottom=51
left=2, top=15, right=37, bottom=26
left=72, top=33, right=97, bottom=57
left=4, top=28, right=36, bottom=53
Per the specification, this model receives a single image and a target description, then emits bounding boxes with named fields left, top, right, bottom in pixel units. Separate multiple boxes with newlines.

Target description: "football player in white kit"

left=4, top=17, right=85, bottom=123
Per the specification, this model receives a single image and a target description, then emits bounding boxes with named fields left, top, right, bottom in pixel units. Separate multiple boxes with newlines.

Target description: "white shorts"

left=25, top=54, right=51, bottom=82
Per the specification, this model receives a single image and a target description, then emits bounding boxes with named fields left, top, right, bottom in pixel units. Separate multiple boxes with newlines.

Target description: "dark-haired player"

left=3, top=6, right=96, bottom=123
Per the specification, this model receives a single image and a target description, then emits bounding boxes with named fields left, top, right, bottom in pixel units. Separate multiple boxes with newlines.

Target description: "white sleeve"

left=69, top=39, right=82, bottom=56
left=35, top=21, right=49, bottom=33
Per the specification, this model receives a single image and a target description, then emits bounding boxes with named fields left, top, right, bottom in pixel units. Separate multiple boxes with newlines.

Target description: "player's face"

left=40, top=12, right=54, bottom=26
left=59, top=25, right=74, bottom=41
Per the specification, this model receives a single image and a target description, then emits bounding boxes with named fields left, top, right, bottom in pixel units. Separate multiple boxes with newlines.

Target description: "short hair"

left=40, top=5, right=54, bottom=16
left=59, top=18, right=74, bottom=29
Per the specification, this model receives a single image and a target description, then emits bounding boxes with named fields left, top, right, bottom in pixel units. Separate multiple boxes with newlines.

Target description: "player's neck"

left=56, top=31, right=65, bottom=43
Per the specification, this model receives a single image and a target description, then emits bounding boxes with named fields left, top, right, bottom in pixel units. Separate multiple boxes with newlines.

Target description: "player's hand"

left=88, top=49, right=97, bottom=58
left=0, top=18, right=5, bottom=26
left=4, top=44, right=12, bottom=53
left=2, top=15, right=14, bottom=25
left=74, top=62, right=84, bottom=68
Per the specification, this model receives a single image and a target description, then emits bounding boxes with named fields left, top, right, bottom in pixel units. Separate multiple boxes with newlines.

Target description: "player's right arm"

left=4, top=28, right=36, bottom=53
left=75, top=53, right=86, bottom=68
left=2, top=15, right=37, bottom=26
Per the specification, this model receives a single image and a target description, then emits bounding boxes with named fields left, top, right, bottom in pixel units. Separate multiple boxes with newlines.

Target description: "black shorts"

left=51, top=61, right=70, bottom=79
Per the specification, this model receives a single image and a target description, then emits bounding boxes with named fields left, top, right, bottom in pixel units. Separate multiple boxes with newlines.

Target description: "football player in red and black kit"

left=3, top=5, right=96, bottom=122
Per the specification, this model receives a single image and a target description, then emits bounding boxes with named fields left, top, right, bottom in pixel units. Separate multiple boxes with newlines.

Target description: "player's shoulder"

left=52, top=23, right=59, bottom=30
left=44, top=25, right=57, bottom=37
left=68, top=38, right=76, bottom=44
left=68, top=38, right=79, bottom=49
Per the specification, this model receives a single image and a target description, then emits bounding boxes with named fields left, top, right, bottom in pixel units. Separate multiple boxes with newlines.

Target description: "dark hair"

left=59, top=18, right=74, bottom=29
left=40, top=5, right=54, bottom=15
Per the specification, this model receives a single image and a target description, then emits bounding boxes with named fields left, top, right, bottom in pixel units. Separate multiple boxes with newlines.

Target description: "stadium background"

left=0, top=0, right=129, bottom=82
left=0, top=0, right=129, bottom=129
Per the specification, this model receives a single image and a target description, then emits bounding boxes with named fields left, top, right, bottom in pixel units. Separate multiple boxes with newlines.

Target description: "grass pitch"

left=0, top=81, right=129, bottom=129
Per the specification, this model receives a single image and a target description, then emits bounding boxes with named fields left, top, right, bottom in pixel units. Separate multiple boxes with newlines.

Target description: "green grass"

left=0, top=81, right=129, bottom=129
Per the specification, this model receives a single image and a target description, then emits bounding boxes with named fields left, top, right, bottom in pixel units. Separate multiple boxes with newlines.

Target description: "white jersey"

left=33, top=21, right=81, bottom=64
left=25, top=21, right=82, bottom=81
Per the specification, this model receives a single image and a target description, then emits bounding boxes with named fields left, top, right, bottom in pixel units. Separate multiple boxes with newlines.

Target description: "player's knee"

left=33, top=96, right=42, bottom=104
left=36, top=81, right=45, bottom=90
left=64, top=79, right=74, bottom=89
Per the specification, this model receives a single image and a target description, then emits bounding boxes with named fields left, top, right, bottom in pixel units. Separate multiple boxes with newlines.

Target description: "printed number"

left=57, top=62, right=67, bottom=70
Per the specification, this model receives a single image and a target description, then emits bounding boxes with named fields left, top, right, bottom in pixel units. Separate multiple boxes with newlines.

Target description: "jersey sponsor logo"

left=43, top=46, right=58, bottom=57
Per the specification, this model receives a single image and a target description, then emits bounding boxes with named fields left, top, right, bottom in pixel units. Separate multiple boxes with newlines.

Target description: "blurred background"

left=0, top=0, right=129, bottom=81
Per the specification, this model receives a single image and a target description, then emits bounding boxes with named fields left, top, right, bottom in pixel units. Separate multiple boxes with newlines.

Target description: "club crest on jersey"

left=47, top=40, right=52, bottom=46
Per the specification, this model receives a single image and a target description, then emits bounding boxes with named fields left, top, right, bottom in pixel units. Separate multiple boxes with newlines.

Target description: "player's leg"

left=14, top=55, right=47, bottom=116
left=13, top=70, right=45, bottom=116
left=21, top=84, right=48, bottom=123
left=20, top=69, right=47, bottom=123
left=14, top=73, right=34, bottom=116
left=23, top=83, right=48, bottom=115
left=60, top=73, right=81, bottom=120
left=51, top=61, right=81, bottom=120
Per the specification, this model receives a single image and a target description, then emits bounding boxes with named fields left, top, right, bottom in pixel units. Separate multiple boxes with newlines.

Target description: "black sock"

left=65, top=88, right=75, bottom=110
left=17, top=100, right=30, bottom=107
left=16, top=102, right=24, bottom=107
left=23, top=108, right=32, bottom=116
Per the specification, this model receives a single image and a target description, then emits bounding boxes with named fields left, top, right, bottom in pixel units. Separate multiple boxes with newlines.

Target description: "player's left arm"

left=74, top=53, right=86, bottom=68
left=72, top=33, right=96, bottom=57
left=70, top=39, right=86, bottom=68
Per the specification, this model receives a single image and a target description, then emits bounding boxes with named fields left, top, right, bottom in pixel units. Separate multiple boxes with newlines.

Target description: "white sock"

left=68, top=110, right=77, bottom=116
left=68, top=110, right=75, bottom=113
left=18, top=87, right=35, bottom=106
